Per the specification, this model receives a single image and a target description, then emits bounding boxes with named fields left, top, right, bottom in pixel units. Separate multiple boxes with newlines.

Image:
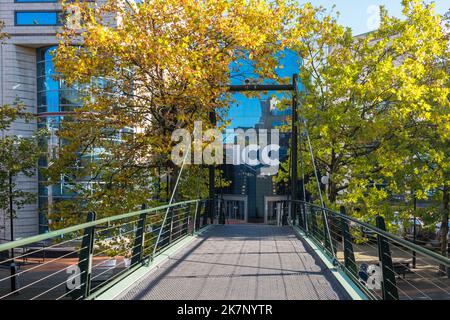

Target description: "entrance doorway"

left=264, top=196, right=289, bottom=226
left=219, top=195, right=248, bottom=223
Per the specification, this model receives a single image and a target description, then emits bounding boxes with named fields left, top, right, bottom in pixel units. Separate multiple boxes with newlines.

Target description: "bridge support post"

left=376, top=216, right=399, bottom=300
left=185, top=204, right=191, bottom=235
left=169, top=207, right=175, bottom=244
left=302, top=202, right=310, bottom=233
left=300, top=200, right=309, bottom=233
left=300, top=203, right=305, bottom=231
left=310, top=207, right=318, bottom=239
left=131, top=205, right=147, bottom=267
left=219, top=199, right=226, bottom=225
left=193, top=201, right=200, bottom=234
left=291, top=202, right=296, bottom=226
left=322, top=210, right=333, bottom=255
left=208, top=110, right=216, bottom=225
left=208, top=170, right=215, bottom=224
left=72, top=211, right=96, bottom=300
left=202, top=200, right=208, bottom=226
left=340, top=206, right=357, bottom=278
left=296, top=202, right=306, bottom=229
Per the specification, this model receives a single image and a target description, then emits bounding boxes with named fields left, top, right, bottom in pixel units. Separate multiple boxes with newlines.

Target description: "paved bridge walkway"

left=117, top=225, right=350, bottom=300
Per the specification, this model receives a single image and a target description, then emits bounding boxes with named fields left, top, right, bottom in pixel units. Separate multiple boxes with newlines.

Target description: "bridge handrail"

left=291, top=200, right=450, bottom=267
left=0, top=199, right=201, bottom=253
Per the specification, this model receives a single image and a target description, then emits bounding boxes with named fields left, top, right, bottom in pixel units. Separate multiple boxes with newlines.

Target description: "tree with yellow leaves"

left=46, top=0, right=301, bottom=225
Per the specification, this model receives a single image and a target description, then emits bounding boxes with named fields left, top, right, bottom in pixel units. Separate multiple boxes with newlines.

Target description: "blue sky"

left=297, top=0, right=449, bottom=35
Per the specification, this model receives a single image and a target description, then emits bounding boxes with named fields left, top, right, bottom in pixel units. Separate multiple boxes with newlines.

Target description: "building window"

left=37, top=46, right=83, bottom=114
left=15, top=11, right=64, bottom=26
left=37, top=46, right=83, bottom=233
left=15, top=0, right=57, bottom=2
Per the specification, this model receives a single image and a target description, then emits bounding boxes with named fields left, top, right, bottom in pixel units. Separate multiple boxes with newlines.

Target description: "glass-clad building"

left=218, top=50, right=302, bottom=224
left=37, top=46, right=83, bottom=233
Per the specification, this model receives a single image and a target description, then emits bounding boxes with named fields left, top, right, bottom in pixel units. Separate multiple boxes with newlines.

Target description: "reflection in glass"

left=220, top=50, right=302, bottom=222
left=37, top=46, right=83, bottom=233
left=15, top=11, right=63, bottom=26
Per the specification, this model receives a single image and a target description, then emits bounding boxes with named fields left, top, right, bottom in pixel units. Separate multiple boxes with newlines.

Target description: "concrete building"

left=0, top=0, right=67, bottom=241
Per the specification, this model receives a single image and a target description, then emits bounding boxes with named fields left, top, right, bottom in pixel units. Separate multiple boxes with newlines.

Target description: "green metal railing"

left=288, top=200, right=450, bottom=300
left=1, top=197, right=448, bottom=300
left=0, top=199, right=212, bottom=300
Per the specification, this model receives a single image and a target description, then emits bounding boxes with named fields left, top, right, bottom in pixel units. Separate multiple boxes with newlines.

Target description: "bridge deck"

left=118, top=225, right=350, bottom=300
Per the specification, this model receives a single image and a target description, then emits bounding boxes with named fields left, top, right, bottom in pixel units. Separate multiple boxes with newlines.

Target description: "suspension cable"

left=302, top=118, right=336, bottom=258
left=152, top=127, right=196, bottom=258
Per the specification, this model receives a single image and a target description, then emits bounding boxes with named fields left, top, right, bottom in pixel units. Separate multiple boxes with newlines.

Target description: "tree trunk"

left=440, top=186, right=449, bottom=274
left=167, top=161, right=179, bottom=201
left=329, top=180, right=337, bottom=203
left=327, top=178, right=339, bottom=255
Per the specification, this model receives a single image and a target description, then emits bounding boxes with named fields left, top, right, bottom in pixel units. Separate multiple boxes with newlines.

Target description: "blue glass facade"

left=37, top=46, right=82, bottom=233
left=220, top=50, right=302, bottom=221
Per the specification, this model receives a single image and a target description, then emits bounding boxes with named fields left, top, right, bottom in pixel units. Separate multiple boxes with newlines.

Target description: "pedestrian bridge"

left=0, top=199, right=449, bottom=300
left=112, top=225, right=350, bottom=300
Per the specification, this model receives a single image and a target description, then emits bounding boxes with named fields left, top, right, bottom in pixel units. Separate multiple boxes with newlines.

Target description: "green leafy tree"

left=278, top=1, right=450, bottom=226
left=273, top=0, right=450, bottom=268
left=363, top=1, right=450, bottom=262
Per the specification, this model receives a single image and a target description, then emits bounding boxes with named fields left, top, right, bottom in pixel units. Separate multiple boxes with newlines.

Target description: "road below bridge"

left=118, top=225, right=351, bottom=300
